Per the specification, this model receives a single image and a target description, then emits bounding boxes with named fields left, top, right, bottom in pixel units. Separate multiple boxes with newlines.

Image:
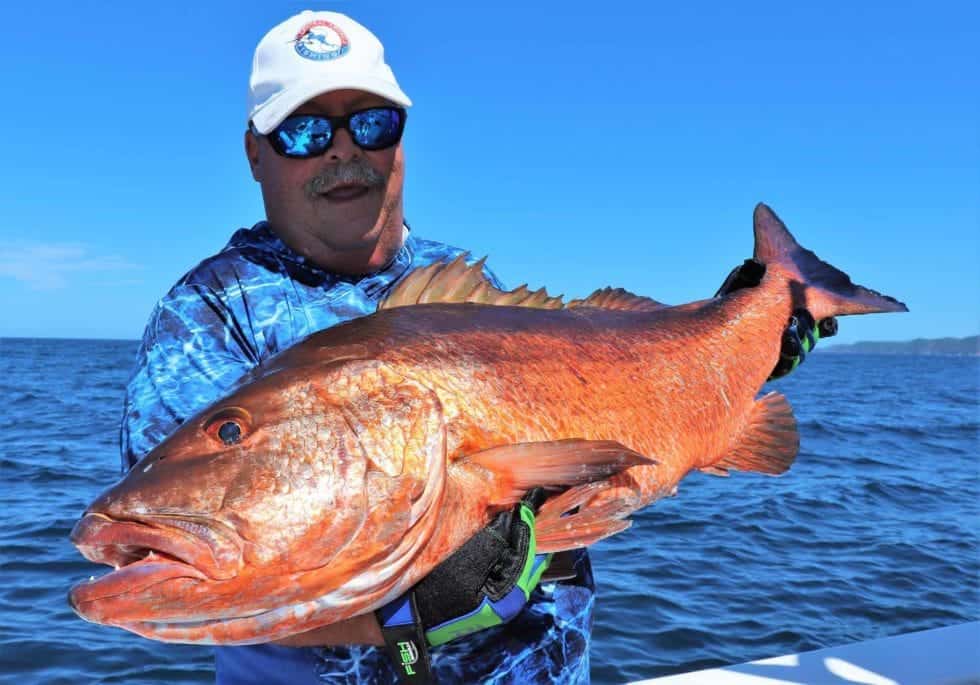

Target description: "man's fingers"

left=819, top=317, right=839, bottom=338
left=521, top=487, right=547, bottom=511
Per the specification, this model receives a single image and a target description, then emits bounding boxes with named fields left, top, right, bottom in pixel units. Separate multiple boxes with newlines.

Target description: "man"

left=122, top=11, right=595, bottom=684
left=121, top=10, right=830, bottom=684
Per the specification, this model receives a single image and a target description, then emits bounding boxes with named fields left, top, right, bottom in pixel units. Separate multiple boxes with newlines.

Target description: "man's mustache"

left=305, top=160, right=386, bottom=196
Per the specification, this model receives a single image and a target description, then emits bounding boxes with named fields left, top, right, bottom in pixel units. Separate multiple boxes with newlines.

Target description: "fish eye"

left=218, top=421, right=242, bottom=445
left=204, top=407, right=252, bottom=446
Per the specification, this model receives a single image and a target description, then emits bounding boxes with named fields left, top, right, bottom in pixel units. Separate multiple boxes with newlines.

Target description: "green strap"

left=425, top=602, right=500, bottom=646
left=516, top=503, right=552, bottom=599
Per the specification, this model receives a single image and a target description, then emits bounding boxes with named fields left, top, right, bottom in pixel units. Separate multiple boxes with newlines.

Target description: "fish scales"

left=341, top=287, right=784, bottom=507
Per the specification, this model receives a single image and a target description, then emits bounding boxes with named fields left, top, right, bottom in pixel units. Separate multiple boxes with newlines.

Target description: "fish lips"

left=71, top=512, right=242, bottom=577
left=69, top=512, right=243, bottom=614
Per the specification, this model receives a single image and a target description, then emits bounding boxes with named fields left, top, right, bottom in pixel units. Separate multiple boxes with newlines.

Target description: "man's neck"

left=269, top=222, right=409, bottom=277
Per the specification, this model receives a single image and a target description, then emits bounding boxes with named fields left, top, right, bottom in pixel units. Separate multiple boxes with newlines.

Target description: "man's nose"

left=327, top=128, right=359, bottom=162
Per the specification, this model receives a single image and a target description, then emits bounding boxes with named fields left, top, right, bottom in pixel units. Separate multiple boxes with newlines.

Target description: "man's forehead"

left=293, top=89, right=394, bottom=115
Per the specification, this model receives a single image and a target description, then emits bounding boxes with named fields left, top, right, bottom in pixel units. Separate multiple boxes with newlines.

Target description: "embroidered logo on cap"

left=294, top=20, right=350, bottom=61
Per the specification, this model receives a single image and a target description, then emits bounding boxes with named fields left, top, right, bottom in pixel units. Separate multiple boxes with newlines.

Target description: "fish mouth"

left=71, top=512, right=242, bottom=577
left=68, top=512, right=245, bottom=623
left=69, top=512, right=244, bottom=612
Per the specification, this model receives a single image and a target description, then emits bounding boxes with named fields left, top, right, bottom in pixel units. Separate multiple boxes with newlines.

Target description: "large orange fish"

left=69, top=204, right=906, bottom=644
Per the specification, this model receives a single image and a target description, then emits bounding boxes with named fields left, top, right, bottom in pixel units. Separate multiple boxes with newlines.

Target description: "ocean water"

left=0, top=338, right=977, bottom=684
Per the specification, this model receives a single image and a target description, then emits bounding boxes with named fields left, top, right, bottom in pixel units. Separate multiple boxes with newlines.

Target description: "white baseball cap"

left=247, top=10, right=412, bottom=135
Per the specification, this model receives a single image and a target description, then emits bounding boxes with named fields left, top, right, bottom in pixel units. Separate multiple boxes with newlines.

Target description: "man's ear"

left=245, top=129, right=261, bottom=182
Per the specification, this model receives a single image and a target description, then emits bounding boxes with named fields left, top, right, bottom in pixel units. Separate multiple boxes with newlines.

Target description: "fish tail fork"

left=752, top=203, right=909, bottom=321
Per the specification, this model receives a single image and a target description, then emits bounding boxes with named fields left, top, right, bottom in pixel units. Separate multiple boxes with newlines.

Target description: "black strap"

left=376, top=593, right=434, bottom=684
left=714, top=258, right=767, bottom=297
left=540, top=550, right=578, bottom=582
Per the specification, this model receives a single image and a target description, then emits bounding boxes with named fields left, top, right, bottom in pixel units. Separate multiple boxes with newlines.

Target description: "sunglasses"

left=251, top=106, right=407, bottom=159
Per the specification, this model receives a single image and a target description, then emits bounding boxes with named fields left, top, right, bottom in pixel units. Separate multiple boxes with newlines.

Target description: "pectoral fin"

left=458, top=438, right=654, bottom=506
left=456, top=440, right=653, bottom=552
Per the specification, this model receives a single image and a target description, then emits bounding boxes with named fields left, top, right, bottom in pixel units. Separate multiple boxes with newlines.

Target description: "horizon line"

left=2, top=333, right=978, bottom=345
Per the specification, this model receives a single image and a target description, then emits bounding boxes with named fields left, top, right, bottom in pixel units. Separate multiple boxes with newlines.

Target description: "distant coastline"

left=823, top=335, right=979, bottom=356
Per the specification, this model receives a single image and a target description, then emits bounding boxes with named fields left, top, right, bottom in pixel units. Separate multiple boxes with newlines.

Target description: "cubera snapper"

left=69, top=204, right=906, bottom=644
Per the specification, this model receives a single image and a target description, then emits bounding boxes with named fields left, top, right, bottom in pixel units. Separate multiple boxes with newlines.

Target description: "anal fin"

left=711, top=391, right=799, bottom=475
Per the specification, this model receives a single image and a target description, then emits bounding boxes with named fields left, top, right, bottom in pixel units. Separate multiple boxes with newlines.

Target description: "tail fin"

left=753, top=203, right=908, bottom=321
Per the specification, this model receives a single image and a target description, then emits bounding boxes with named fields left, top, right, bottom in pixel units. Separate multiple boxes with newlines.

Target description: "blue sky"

left=0, top=1, right=976, bottom=344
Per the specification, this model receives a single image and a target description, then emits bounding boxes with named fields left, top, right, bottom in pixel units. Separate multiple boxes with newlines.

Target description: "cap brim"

left=250, top=75, right=412, bottom=134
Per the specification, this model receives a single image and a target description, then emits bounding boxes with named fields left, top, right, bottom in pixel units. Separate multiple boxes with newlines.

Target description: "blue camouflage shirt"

left=121, top=222, right=596, bottom=684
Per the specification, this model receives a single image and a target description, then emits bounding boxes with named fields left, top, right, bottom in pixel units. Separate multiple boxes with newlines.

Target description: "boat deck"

left=631, top=621, right=979, bottom=684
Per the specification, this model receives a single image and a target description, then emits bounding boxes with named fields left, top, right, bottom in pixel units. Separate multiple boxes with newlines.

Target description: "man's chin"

left=318, top=227, right=384, bottom=254
left=312, top=194, right=386, bottom=238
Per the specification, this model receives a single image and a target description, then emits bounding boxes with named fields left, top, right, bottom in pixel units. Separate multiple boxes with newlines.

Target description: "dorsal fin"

left=379, top=256, right=665, bottom=313
left=566, top=287, right=667, bottom=312
left=379, top=255, right=565, bottom=310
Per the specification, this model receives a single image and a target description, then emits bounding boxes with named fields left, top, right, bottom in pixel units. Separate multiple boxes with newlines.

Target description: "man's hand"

left=769, top=309, right=838, bottom=379
left=375, top=489, right=552, bottom=682
left=716, top=259, right=838, bottom=379
left=414, top=488, right=551, bottom=646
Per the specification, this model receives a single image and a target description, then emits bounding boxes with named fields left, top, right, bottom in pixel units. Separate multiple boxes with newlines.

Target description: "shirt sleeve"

left=120, top=283, right=259, bottom=471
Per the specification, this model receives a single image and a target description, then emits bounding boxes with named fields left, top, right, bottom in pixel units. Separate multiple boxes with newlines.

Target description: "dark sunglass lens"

left=349, top=108, right=404, bottom=150
left=275, top=116, right=333, bottom=157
